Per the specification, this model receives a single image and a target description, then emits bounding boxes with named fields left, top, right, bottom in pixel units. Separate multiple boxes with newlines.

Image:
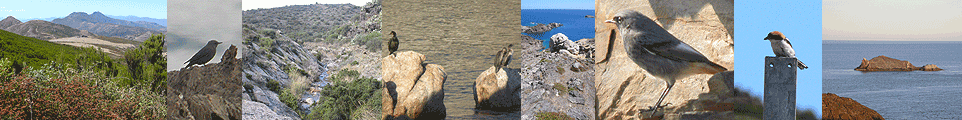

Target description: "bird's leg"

left=648, top=82, right=674, bottom=118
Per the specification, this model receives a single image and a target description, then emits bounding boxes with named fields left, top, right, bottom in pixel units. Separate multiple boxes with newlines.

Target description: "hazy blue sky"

left=522, top=0, right=593, bottom=9
left=0, top=0, right=166, bottom=20
left=736, top=0, right=822, bottom=116
left=243, top=0, right=373, bottom=10
left=824, top=0, right=962, bottom=41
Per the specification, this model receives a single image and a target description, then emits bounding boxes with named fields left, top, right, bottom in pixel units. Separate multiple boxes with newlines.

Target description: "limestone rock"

left=854, top=55, right=941, bottom=71
left=823, top=93, right=884, bottom=120
left=167, top=45, right=243, bottom=120
left=594, top=0, right=734, bottom=119
left=381, top=51, right=446, bottom=119
left=520, top=35, right=596, bottom=120
left=474, top=66, right=521, bottom=111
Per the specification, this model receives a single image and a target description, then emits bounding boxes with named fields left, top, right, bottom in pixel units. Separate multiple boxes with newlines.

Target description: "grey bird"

left=604, top=10, right=728, bottom=117
left=387, top=31, right=399, bottom=57
left=763, top=31, right=808, bottom=70
left=495, top=44, right=514, bottom=70
left=185, top=40, right=222, bottom=68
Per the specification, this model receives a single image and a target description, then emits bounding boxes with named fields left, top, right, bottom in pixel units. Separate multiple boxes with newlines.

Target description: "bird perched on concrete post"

left=185, top=39, right=221, bottom=68
left=495, top=44, right=513, bottom=71
left=764, top=31, right=808, bottom=70
left=604, top=10, right=728, bottom=117
left=387, top=31, right=399, bottom=57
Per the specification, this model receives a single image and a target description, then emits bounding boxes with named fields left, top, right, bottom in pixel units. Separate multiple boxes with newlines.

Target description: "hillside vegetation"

left=0, top=29, right=167, bottom=119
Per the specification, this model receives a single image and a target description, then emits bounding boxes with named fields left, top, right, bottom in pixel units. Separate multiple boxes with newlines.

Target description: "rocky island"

left=854, top=55, right=942, bottom=71
left=521, top=23, right=563, bottom=34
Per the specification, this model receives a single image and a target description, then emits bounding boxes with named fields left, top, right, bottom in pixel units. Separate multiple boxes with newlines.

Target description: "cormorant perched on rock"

left=495, top=44, right=513, bottom=70
left=387, top=31, right=399, bottom=57
left=185, top=40, right=221, bottom=68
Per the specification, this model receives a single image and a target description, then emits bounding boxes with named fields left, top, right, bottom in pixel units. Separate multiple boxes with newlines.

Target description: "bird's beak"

left=604, top=20, right=615, bottom=24
left=217, top=42, right=223, bottom=44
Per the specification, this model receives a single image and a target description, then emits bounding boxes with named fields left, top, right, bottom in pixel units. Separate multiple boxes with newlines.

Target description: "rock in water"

left=381, top=51, right=446, bottom=119
left=823, top=93, right=884, bottom=120
left=475, top=66, right=521, bottom=110
left=854, top=55, right=942, bottom=71
left=167, top=44, right=242, bottom=120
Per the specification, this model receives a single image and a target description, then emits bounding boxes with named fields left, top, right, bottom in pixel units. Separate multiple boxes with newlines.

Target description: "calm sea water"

left=823, top=40, right=962, bottom=120
left=521, top=9, right=594, bottom=48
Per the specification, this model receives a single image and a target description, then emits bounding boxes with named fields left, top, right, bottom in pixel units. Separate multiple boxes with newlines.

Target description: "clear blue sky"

left=735, top=0, right=822, bottom=116
left=0, top=0, right=166, bottom=20
left=522, top=0, right=593, bottom=10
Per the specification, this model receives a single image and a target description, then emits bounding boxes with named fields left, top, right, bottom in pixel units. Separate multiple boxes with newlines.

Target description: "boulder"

left=823, top=93, right=884, bottom=120
left=381, top=51, right=447, bottom=119
left=550, top=33, right=589, bottom=58
left=474, top=66, right=521, bottom=111
left=594, top=0, right=734, bottom=119
left=854, top=55, right=941, bottom=71
left=167, top=45, right=242, bottom=120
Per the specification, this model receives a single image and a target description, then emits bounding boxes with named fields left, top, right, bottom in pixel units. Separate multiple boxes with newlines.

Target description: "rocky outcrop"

left=594, top=0, right=734, bottom=119
left=854, top=55, right=942, bottom=71
left=381, top=51, right=446, bottom=119
left=0, top=16, right=21, bottom=29
left=520, top=34, right=596, bottom=120
left=521, top=23, right=563, bottom=34
left=549, top=33, right=594, bottom=59
left=242, top=24, right=326, bottom=119
left=167, top=45, right=242, bottom=120
left=474, top=66, right=521, bottom=111
left=823, top=93, right=884, bottom=120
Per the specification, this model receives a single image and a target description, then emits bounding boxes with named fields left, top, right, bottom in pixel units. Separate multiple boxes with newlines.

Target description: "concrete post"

left=764, top=56, right=797, bottom=120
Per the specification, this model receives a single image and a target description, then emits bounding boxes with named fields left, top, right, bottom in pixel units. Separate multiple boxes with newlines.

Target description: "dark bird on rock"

left=495, top=44, right=514, bottom=70
left=763, top=31, right=808, bottom=70
left=605, top=10, right=728, bottom=117
left=185, top=39, right=221, bottom=68
left=388, top=31, right=399, bottom=57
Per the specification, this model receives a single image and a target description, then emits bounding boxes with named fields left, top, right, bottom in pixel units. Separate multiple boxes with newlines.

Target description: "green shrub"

left=304, top=69, right=381, bottom=119
left=122, top=34, right=167, bottom=92
left=536, top=112, right=574, bottom=120
left=279, top=88, right=300, bottom=110
left=259, top=37, right=275, bottom=51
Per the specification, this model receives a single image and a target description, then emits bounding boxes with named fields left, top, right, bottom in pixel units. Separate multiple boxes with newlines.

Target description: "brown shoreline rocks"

left=854, top=55, right=942, bottom=71
left=381, top=51, right=447, bottom=119
left=823, top=93, right=884, bottom=120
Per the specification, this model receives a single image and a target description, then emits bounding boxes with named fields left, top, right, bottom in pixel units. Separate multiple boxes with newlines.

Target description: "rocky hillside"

left=520, top=34, right=595, bottom=120
left=243, top=3, right=381, bottom=49
left=167, top=45, right=242, bottom=120
left=4, top=20, right=82, bottom=40
left=0, top=16, right=21, bottom=29
left=242, top=2, right=382, bottom=119
left=52, top=12, right=165, bottom=41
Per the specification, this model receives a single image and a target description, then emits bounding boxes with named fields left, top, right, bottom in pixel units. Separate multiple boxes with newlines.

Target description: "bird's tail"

left=796, top=59, right=808, bottom=70
left=691, top=62, right=728, bottom=74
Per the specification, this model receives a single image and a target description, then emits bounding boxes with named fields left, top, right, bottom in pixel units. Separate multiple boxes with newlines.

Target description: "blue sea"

left=823, top=40, right=962, bottom=120
left=521, top=9, right=594, bottom=48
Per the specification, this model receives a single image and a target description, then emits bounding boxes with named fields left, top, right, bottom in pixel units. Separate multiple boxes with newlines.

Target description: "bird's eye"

left=614, top=16, right=622, bottom=21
